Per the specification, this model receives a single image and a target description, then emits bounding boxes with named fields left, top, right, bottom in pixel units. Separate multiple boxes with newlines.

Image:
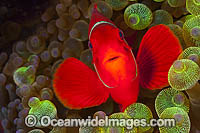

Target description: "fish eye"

left=119, top=30, right=124, bottom=40
left=88, top=41, right=93, bottom=49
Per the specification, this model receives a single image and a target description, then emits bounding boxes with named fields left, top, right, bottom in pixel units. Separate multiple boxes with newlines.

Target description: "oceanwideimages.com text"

left=25, top=115, right=176, bottom=129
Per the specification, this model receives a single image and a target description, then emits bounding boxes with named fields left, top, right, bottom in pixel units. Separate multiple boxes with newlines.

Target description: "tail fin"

left=136, top=24, right=182, bottom=90
left=53, top=57, right=109, bottom=109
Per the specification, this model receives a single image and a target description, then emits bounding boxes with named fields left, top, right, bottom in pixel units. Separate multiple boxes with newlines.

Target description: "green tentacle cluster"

left=105, top=0, right=128, bottom=11
left=28, top=97, right=57, bottom=127
left=13, top=65, right=36, bottom=87
left=124, top=3, right=153, bottom=30
left=178, top=47, right=200, bottom=66
left=183, top=15, right=200, bottom=47
left=168, top=59, right=200, bottom=91
left=107, top=112, right=129, bottom=133
left=124, top=103, right=153, bottom=132
left=186, top=0, right=200, bottom=15
left=155, top=87, right=190, bottom=117
left=159, top=107, right=191, bottom=133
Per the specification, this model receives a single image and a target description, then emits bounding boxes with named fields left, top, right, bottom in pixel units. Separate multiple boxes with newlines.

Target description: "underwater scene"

left=0, top=0, right=200, bottom=132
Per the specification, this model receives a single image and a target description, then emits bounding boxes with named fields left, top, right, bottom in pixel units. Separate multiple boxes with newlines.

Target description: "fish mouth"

left=107, top=56, right=120, bottom=62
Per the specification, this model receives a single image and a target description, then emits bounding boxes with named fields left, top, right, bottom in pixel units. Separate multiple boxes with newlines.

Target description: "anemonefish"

left=53, top=5, right=182, bottom=111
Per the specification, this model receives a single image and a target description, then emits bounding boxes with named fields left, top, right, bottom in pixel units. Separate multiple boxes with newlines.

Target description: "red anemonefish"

left=53, top=5, right=182, bottom=111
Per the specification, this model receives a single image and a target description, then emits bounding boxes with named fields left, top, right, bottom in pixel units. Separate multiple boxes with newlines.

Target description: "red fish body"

left=53, top=5, right=182, bottom=110
left=89, top=22, right=139, bottom=108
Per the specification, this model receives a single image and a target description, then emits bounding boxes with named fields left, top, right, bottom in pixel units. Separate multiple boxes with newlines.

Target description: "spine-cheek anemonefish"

left=53, top=4, right=182, bottom=111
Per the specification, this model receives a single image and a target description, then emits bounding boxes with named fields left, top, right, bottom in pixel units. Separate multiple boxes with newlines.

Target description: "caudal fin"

left=136, top=24, right=182, bottom=90
left=53, top=57, right=109, bottom=109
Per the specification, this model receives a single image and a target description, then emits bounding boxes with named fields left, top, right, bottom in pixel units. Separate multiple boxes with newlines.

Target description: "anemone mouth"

left=172, top=60, right=186, bottom=73
left=173, top=94, right=185, bottom=106
left=128, top=14, right=140, bottom=26
left=174, top=113, right=184, bottom=124
left=188, top=54, right=199, bottom=63
left=190, top=26, right=200, bottom=39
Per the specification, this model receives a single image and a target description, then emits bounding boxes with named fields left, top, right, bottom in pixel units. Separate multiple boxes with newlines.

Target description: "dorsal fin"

left=88, top=3, right=115, bottom=37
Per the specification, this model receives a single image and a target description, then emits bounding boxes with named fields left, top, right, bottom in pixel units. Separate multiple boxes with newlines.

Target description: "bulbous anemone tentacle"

left=168, top=59, right=200, bottom=91
left=159, top=107, right=191, bottom=133
left=178, top=47, right=200, bottom=66
left=124, top=103, right=153, bottom=132
left=186, top=0, right=200, bottom=15
left=183, top=15, right=200, bottom=47
left=155, top=87, right=190, bottom=117
left=124, top=3, right=153, bottom=30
